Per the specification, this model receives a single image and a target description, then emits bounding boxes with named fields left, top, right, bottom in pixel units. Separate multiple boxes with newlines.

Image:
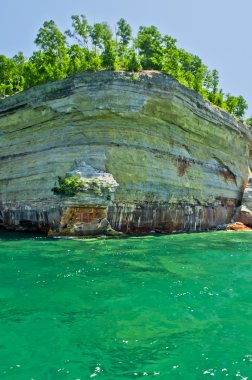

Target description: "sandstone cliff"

left=0, top=71, right=251, bottom=235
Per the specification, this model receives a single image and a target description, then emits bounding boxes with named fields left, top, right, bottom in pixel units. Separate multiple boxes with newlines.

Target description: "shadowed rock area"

left=0, top=71, right=251, bottom=235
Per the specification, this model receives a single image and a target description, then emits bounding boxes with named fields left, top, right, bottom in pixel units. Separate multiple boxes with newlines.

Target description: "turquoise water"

left=1, top=231, right=252, bottom=379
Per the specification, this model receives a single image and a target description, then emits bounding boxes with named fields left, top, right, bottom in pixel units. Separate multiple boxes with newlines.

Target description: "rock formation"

left=226, top=222, right=252, bottom=231
left=0, top=71, right=251, bottom=235
left=233, top=174, right=252, bottom=226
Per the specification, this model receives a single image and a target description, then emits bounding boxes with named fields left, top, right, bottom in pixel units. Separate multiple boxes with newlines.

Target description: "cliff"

left=0, top=71, right=251, bottom=235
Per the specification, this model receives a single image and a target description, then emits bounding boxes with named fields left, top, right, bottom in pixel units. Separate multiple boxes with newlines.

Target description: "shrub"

left=52, top=175, right=84, bottom=196
left=52, top=174, right=115, bottom=197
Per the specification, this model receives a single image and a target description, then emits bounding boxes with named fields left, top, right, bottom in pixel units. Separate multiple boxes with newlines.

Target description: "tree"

left=65, top=15, right=89, bottom=47
left=178, top=50, right=196, bottom=87
left=125, top=49, right=142, bottom=71
left=116, top=18, right=132, bottom=66
left=161, top=48, right=180, bottom=79
left=203, top=68, right=220, bottom=103
left=161, top=35, right=178, bottom=78
left=89, top=22, right=113, bottom=52
left=86, top=50, right=102, bottom=71
left=101, top=40, right=119, bottom=70
left=214, top=89, right=224, bottom=108
left=234, top=96, right=248, bottom=119
left=163, top=35, right=177, bottom=51
left=0, top=53, right=26, bottom=97
left=12, top=52, right=26, bottom=92
left=34, top=20, right=69, bottom=81
left=116, top=18, right=132, bottom=46
left=0, top=55, right=14, bottom=97
left=224, top=94, right=248, bottom=119
left=225, top=94, right=238, bottom=114
left=35, top=20, right=66, bottom=55
left=67, top=45, right=88, bottom=75
left=212, top=69, right=219, bottom=95
left=135, top=25, right=163, bottom=70
left=24, top=51, right=52, bottom=87
left=246, top=116, right=252, bottom=127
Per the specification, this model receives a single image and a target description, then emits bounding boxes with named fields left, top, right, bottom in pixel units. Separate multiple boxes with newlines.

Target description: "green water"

left=1, top=231, right=252, bottom=379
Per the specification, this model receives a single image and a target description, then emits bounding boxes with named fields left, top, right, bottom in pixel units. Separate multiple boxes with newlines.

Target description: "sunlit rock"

left=0, top=71, right=251, bottom=235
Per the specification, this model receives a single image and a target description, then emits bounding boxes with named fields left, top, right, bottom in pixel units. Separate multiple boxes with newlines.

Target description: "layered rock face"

left=0, top=71, right=251, bottom=235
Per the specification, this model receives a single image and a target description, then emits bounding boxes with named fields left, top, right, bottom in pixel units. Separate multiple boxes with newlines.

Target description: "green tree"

left=65, top=15, right=89, bottom=47
left=135, top=25, right=163, bottom=70
left=67, top=45, right=88, bottom=75
left=234, top=95, right=248, bottom=119
left=178, top=50, right=195, bottom=87
left=86, top=50, right=102, bottom=71
left=203, top=69, right=214, bottom=94
left=225, top=94, right=238, bottom=114
left=125, top=49, right=142, bottom=71
left=89, top=22, right=113, bottom=52
left=0, top=55, right=14, bottom=97
left=34, top=20, right=69, bottom=81
left=178, top=51, right=207, bottom=91
left=161, top=48, right=181, bottom=79
left=12, top=52, right=26, bottom=92
left=101, top=40, right=119, bottom=70
left=35, top=20, right=67, bottom=55
left=246, top=116, right=252, bottom=126
left=212, top=69, right=219, bottom=94
left=163, top=35, right=177, bottom=50
left=0, top=53, right=26, bottom=97
left=24, top=51, right=52, bottom=87
left=116, top=18, right=132, bottom=66
left=116, top=18, right=132, bottom=46
left=224, top=93, right=248, bottom=118
left=203, top=69, right=219, bottom=103
left=214, top=89, right=224, bottom=108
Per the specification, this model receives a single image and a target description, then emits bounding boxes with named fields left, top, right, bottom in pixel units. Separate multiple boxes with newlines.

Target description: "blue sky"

left=1, top=0, right=251, bottom=116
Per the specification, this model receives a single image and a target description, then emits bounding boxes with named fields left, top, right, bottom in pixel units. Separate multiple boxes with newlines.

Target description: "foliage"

left=124, top=49, right=142, bottom=71
left=89, top=22, right=112, bottom=52
left=0, top=53, right=25, bottom=96
left=52, top=174, right=114, bottom=197
left=52, top=175, right=84, bottom=196
left=246, top=116, right=252, bottom=126
left=65, top=15, right=90, bottom=47
left=35, top=20, right=67, bottom=55
left=66, top=45, right=88, bottom=75
left=101, top=40, right=120, bottom=70
left=116, top=18, right=132, bottom=47
left=136, top=25, right=163, bottom=70
left=0, top=15, right=248, bottom=119
left=224, top=94, right=248, bottom=118
left=116, top=18, right=132, bottom=66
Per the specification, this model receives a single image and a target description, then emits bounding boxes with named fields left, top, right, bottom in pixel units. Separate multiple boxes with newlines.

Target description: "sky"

left=1, top=0, right=251, bottom=116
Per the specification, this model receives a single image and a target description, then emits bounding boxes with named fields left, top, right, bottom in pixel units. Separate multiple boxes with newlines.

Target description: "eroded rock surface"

left=226, top=222, right=252, bottom=231
left=0, top=71, right=251, bottom=235
left=233, top=175, right=252, bottom=226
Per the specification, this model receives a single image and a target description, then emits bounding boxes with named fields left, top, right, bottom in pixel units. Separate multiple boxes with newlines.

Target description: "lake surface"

left=1, top=230, right=252, bottom=379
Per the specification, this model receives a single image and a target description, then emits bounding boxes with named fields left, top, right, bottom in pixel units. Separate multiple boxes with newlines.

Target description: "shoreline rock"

left=0, top=71, right=251, bottom=236
left=226, top=222, right=252, bottom=231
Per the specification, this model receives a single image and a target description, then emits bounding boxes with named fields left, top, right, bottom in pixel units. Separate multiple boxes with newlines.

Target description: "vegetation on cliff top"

left=0, top=16, right=248, bottom=119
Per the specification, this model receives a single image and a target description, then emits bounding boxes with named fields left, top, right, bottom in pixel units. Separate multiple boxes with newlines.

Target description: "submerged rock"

left=0, top=71, right=251, bottom=236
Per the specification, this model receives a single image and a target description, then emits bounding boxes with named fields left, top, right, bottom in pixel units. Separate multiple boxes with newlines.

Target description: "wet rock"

left=226, top=222, right=252, bottom=231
